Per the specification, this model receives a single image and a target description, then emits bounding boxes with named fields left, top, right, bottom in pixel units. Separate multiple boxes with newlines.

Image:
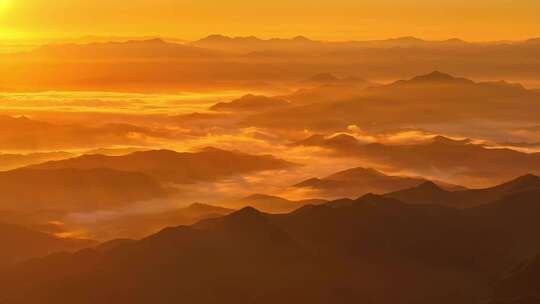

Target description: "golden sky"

left=0, top=0, right=539, bottom=41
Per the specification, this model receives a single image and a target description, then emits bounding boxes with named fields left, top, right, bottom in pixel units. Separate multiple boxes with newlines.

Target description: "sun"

left=0, top=0, right=10, bottom=8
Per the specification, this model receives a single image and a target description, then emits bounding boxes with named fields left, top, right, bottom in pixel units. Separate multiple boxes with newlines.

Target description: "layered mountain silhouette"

left=83, top=147, right=149, bottom=156
left=0, top=115, right=169, bottom=150
left=191, top=35, right=471, bottom=54
left=0, top=223, right=95, bottom=267
left=209, top=94, right=291, bottom=113
left=192, top=34, right=322, bottom=53
left=294, top=134, right=540, bottom=186
left=387, top=174, right=540, bottom=208
left=3, top=177, right=540, bottom=303
left=27, top=38, right=221, bottom=59
left=0, top=151, right=75, bottom=171
left=216, top=194, right=326, bottom=213
left=291, top=167, right=464, bottom=199
left=5, top=37, right=540, bottom=91
left=0, top=168, right=167, bottom=212
left=244, top=72, right=540, bottom=132
left=78, top=203, right=235, bottom=240
left=28, top=147, right=295, bottom=184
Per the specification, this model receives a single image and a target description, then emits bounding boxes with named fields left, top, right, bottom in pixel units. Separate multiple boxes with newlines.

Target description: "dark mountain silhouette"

left=0, top=223, right=95, bottom=267
left=294, top=134, right=540, bottom=186
left=28, top=147, right=295, bottom=184
left=0, top=151, right=75, bottom=171
left=387, top=174, right=540, bottom=208
left=393, top=71, right=474, bottom=85
left=386, top=181, right=456, bottom=206
left=209, top=94, right=291, bottom=113
left=0, top=168, right=167, bottom=212
left=4, top=178, right=540, bottom=303
left=244, top=72, right=540, bottom=133
left=0, top=208, right=309, bottom=304
left=292, top=167, right=464, bottom=199
left=94, top=239, right=136, bottom=253
left=86, top=203, right=235, bottom=240
left=217, top=194, right=326, bottom=213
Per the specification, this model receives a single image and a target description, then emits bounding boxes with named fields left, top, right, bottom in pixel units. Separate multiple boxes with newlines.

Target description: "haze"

left=1, top=2, right=540, bottom=304
left=1, top=0, right=540, bottom=41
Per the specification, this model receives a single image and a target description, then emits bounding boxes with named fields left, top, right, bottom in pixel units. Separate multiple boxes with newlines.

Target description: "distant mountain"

left=304, top=73, right=371, bottom=86
left=28, top=147, right=295, bottom=184
left=0, top=223, right=95, bottom=267
left=292, top=167, right=463, bottom=199
left=78, top=203, right=235, bottom=240
left=191, top=35, right=471, bottom=53
left=6, top=37, right=540, bottom=91
left=0, top=115, right=167, bottom=150
left=0, top=168, right=167, bottom=212
left=83, top=147, right=149, bottom=156
left=217, top=194, right=326, bottom=213
left=0, top=151, right=75, bottom=171
left=392, top=70, right=474, bottom=86
left=4, top=183, right=540, bottom=303
left=26, top=38, right=221, bottom=59
left=244, top=71, right=540, bottom=133
left=294, top=134, right=540, bottom=186
left=209, top=94, right=291, bottom=113
left=192, top=34, right=322, bottom=53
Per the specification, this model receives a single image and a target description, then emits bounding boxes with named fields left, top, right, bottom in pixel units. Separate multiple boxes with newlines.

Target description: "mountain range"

left=294, top=134, right=540, bottom=186
left=0, top=168, right=167, bottom=212
left=244, top=71, right=540, bottom=132
left=291, top=167, right=464, bottom=199
left=0, top=151, right=75, bottom=171
left=28, top=147, right=295, bottom=184
left=209, top=94, right=291, bottom=113
left=216, top=194, right=327, bottom=213
left=0, top=223, right=95, bottom=268
left=0, top=115, right=169, bottom=150
left=4, top=37, right=540, bottom=91
left=387, top=174, right=540, bottom=208
left=3, top=175, right=540, bottom=303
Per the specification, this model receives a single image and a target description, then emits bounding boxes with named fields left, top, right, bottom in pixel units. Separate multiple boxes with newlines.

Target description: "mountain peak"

left=416, top=71, right=456, bottom=81
left=199, top=34, right=230, bottom=42
left=231, top=206, right=263, bottom=216
left=292, top=35, right=312, bottom=42
left=326, top=134, right=360, bottom=145
left=133, top=38, right=166, bottom=44
left=327, top=167, right=386, bottom=181
left=408, top=71, right=474, bottom=84
left=500, top=174, right=540, bottom=190
left=390, top=36, right=426, bottom=43
left=416, top=181, right=444, bottom=191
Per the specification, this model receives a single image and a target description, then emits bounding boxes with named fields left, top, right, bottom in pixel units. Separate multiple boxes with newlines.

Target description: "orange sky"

left=0, top=0, right=539, bottom=41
